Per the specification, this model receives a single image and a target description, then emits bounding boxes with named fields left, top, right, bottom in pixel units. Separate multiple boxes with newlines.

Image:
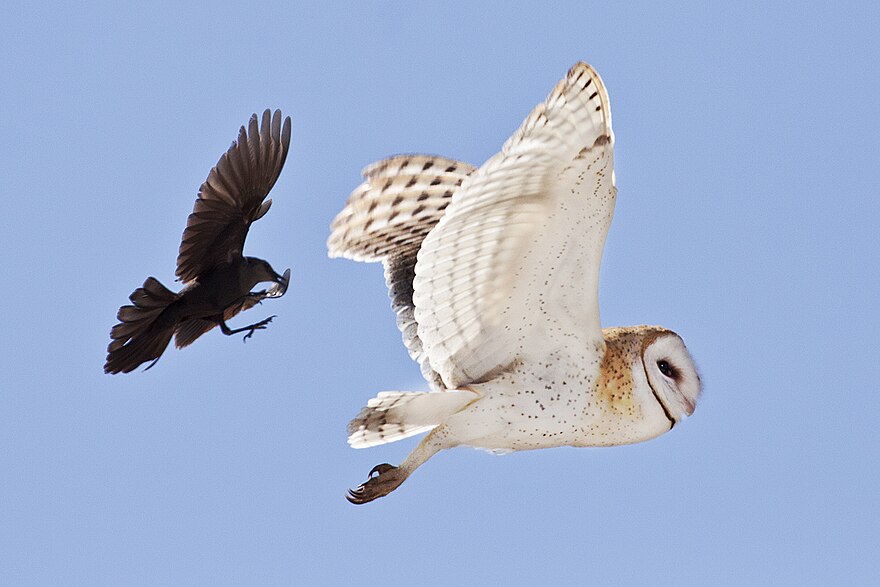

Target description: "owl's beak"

left=682, top=395, right=696, bottom=417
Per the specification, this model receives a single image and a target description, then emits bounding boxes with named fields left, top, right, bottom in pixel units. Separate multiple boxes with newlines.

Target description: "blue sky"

left=2, top=1, right=878, bottom=584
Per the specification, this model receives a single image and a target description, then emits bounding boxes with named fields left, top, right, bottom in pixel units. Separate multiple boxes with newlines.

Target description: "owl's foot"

left=346, top=463, right=406, bottom=504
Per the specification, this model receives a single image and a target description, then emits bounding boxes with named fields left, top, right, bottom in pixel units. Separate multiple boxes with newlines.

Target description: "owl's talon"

left=369, top=463, right=395, bottom=478
left=347, top=463, right=404, bottom=504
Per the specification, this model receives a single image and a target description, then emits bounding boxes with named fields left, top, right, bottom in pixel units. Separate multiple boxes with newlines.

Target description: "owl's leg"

left=347, top=425, right=451, bottom=504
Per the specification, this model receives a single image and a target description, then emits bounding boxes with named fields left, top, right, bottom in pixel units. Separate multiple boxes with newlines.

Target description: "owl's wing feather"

left=383, top=249, right=446, bottom=391
left=328, top=155, right=476, bottom=262
left=413, top=62, right=616, bottom=388
left=175, top=110, right=292, bottom=283
left=328, top=155, right=477, bottom=390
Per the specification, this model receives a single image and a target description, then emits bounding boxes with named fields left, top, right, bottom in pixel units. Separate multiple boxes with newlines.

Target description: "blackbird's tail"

left=104, top=277, right=179, bottom=374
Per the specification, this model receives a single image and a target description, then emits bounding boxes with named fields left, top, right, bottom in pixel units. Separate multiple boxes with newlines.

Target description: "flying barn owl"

left=328, top=62, right=701, bottom=503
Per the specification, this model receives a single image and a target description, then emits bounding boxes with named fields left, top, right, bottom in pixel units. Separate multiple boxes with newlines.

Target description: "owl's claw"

left=369, top=463, right=395, bottom=477
left=347, top=463, right=404, bottom=504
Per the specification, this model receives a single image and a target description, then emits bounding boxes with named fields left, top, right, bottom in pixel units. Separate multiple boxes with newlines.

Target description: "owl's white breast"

left=443, top=338, right=674, bottom=452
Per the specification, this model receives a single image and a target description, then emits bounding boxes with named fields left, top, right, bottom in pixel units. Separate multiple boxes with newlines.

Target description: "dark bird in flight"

left=104, top=109, right=292, bottom=374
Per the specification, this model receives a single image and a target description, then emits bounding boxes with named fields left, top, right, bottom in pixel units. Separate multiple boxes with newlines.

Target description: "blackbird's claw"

left=241, top=315, right=276, bottom=342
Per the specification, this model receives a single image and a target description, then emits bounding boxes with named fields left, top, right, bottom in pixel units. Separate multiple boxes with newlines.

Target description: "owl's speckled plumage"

left=328, top=62, right=701, bottom=503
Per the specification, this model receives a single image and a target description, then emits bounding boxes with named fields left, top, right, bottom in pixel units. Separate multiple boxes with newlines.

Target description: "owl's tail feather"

left=347, top=390, right=478, bottom=448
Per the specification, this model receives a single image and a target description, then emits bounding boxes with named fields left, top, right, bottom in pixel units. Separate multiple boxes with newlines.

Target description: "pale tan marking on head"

left=596, top=326, right=672, bottom=416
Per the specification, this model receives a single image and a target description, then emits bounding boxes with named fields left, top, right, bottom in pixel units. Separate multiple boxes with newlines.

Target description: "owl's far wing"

left=413, top=62, right=616, bottom=388
left=175, top=110, right=292, bottom=283
left=328, top=155, right=478, bottom=391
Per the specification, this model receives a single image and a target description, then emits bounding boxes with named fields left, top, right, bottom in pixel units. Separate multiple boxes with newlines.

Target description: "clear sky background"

left=2, top=2, right=878, bottom=584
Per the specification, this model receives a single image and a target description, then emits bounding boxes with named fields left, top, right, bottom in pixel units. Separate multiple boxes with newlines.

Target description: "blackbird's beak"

left=266, top=268, right=290, bottom=298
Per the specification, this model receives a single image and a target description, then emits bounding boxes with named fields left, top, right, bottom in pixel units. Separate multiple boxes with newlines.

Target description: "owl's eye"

left=657, top=360, right=676, bottom=379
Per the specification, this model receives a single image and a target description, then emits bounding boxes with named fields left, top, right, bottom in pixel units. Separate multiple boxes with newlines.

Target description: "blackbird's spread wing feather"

left=176, top=109, right=291, bottom=283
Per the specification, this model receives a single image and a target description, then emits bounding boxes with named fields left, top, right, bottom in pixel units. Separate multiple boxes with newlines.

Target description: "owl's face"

left=641, top=331, right=701, bottom=423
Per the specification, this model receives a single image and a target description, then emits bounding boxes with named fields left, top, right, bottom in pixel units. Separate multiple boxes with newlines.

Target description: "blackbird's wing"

left=175, top=109, right=291, bottom=283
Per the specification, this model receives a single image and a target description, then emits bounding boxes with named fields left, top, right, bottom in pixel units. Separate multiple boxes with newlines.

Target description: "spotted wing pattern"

left=328, top=155, right=476, bottom=262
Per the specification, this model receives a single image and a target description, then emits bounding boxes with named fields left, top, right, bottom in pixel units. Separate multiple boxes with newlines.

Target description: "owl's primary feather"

left=328, top=155, right=476, bottom=262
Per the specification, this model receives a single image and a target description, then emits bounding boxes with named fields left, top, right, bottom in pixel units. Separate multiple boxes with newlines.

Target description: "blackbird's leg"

left=217, top=315, right=276, bottom=342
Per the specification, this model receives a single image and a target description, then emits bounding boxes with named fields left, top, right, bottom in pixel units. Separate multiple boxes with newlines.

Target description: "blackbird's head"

left=244, top=257, right=287, bottom=289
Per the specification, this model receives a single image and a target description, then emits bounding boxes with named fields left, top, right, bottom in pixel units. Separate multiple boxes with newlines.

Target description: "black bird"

left=105, top=109, right=292, bottom=374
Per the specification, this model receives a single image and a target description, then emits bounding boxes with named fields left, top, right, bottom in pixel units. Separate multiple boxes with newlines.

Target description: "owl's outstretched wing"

left=413, top=62, right=616, bottom=388
left=176, top=109, right=291, bottom=283
left=328, top=155, right=478, bottom=390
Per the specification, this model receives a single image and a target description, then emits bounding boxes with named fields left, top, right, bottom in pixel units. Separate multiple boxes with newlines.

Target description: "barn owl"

left=328, top=62, right=701, bottom=504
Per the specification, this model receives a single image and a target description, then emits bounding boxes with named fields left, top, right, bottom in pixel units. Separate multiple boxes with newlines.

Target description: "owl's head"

left=640, top=329, right=701, bottom=423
